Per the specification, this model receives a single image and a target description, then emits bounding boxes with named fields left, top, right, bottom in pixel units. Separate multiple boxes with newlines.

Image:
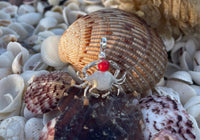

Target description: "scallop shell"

left=24, top=71, right=72, bottom=114
left=59, top=9, right=168, bottom=93
left=139, top=95, right=197, bottom=140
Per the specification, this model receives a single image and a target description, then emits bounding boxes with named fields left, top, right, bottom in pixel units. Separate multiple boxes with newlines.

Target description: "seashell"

left=155, top=77, right=165, bottom=86
left=0, top=19, right=11, bottom=27
left=160, top=35, right=175, bottom=52
left=67, top=10, right=87, bottom=25
left=185, top=39, right=197, bottom=57
left=37, top=1, right=45, bottom=14
left=166, top=80, right=197, bottom=105
left=1, top=5, right=18, bottom=17
left=7, top=41, right=29, bottom=64
left=49, top=28, right=65, bottom=35
left=8, top=22, right=29, bottom=41
left=41, top=35, right=66, bottom=68
left=0, top=34, right=18, bottom=48
left=0, top=51, right=14, bottom=68
left=171, top=42, right=185, bottom=64
left=18, top=4, right=35, bottom=15
left=139, top=95, right=197, bottom=140
left=189, top=71, right=200, bottom=86
left=20, top=22, right=34, bottom=35
left=23, top=53, right=48, bottom=72
left=44, top=11, right=64, bottom=24
left=62, top=3, right=80, bottom=25
left=168, top=71, right=193, bottom=84
left=54, top=87, right=144, bottom=139
left=84, top=5, right=105, bottom=13
left=0, top=11, right=10, bottom=20
left=0, top=27, right=18, bottom=37
left=24, top=71, right=72, bottom=114
left=0, top=116, right=25, bottom=140
left=48, top=0, right=60, bottom=6
left=0, top=1, right=11, bottom=10
left=25, top=118, right=44, bottom=140
left=0, top=74, right=24, bottom=120
left=184, top=96, right=200, bottom=126
left=83, top=0, right=101, bottom=5
left=0, top=68, right=12, bottom=79
left=21, top=70, right=49, bottom=86
left=39, top=117, right=57, bottom=140
left=59, top=9, right=168, bottom=93
left=164, top=62, right=181, bottom=78
left=39, top=17, right=58, bottom=29
left=17, top=12, right=42, bottom=26
left=12, top=52, right=23, bottom=74
left=179, top=51, right=193, bottom=70
left=191, top=85, right=200, bottom=96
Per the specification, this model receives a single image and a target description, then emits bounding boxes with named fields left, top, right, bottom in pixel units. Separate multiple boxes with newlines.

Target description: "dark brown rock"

left=55, top=87, right=144, bottom=140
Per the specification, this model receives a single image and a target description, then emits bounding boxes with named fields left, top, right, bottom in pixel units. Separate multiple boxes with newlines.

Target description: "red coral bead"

left=98, top=59, right=109, bottom=72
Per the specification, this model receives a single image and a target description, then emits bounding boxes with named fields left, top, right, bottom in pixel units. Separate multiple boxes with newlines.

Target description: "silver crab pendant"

left=72, top=37, right=126, bottom=104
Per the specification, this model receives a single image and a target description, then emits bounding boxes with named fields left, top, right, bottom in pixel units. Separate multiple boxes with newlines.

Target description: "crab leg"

left=82, top=60, right=101, bottom=77
left=109, top=60, right=121, bottom=78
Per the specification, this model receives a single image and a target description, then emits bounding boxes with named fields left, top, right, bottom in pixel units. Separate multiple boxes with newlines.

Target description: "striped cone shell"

left=59, top=8, right=168, bottom=93
left=24, top=72, right=72, bottom=114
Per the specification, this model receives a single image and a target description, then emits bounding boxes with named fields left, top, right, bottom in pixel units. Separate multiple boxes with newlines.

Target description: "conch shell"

left=59, top=8, right=168, bottom=93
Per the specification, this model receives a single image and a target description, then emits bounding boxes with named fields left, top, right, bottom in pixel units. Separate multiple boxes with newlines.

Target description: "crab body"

left=86, top=71, right=116, bottom=91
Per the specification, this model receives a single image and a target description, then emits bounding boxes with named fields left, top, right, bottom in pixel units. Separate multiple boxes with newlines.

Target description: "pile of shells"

left=0, top=0, right=200, bottom=140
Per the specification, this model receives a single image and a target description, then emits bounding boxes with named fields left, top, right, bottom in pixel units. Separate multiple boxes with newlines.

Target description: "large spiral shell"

left=59, top=8, right=168, bottom=93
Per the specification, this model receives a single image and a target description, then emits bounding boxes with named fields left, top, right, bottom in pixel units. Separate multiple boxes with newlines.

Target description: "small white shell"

left=0, top=116, right=25, bottom=140
left=39, top=17, right=58, bottom=29
left=41, top=35, right=66, bottom=68
left=85, top=5, right=105, bottom=13
left=0, top=68, right=12, bottom=79
left=164, top=62, right=181, bottom=78
left=83, top=0, right=101, bottom=4
left=48, top=0, right=60, bottom=5
left=179, top=51, right=193, bottom=70
left=184, top=96, right=200, bottom=126
left=168, top=71, right=193, bottom=84
left=68, top=10, right=86, bottom=25
left=18, top=4, right=35, bottom=15
left=12, top=52, right=23, bottom=74
left=7, top=41, right=29, bottom=64
left=0, top=74, right=24, bottom=120
left=166, top=80, right=197, bottom=105
left=171, top=42, right=185, bottom=64
left=161, top=35, right=175, bottom=52
left=25, top=118, right=44, bottom=140
left=8, top=23, right=29, bottom=41
left=0, top=11, right=10, bottom=20
left=1, top=5, right=18, bottom=17
left=23, top=53, right=48, bottom=72
left=45, top=11, right=64, bottom=23
left=0, top=51, right=14, bottom=68
left=17, top=12, right=42, bottom=26
left=0, top=1, right=11, bottom=10
left=191, top=85, right=200, bottom=96
left=189, top=71, right=200, bottom=85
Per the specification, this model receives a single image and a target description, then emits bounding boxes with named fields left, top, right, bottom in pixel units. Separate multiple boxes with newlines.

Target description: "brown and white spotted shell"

left=59, top=8, right=168, bottom=93
left=24, top=71, right=72, bottom=114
